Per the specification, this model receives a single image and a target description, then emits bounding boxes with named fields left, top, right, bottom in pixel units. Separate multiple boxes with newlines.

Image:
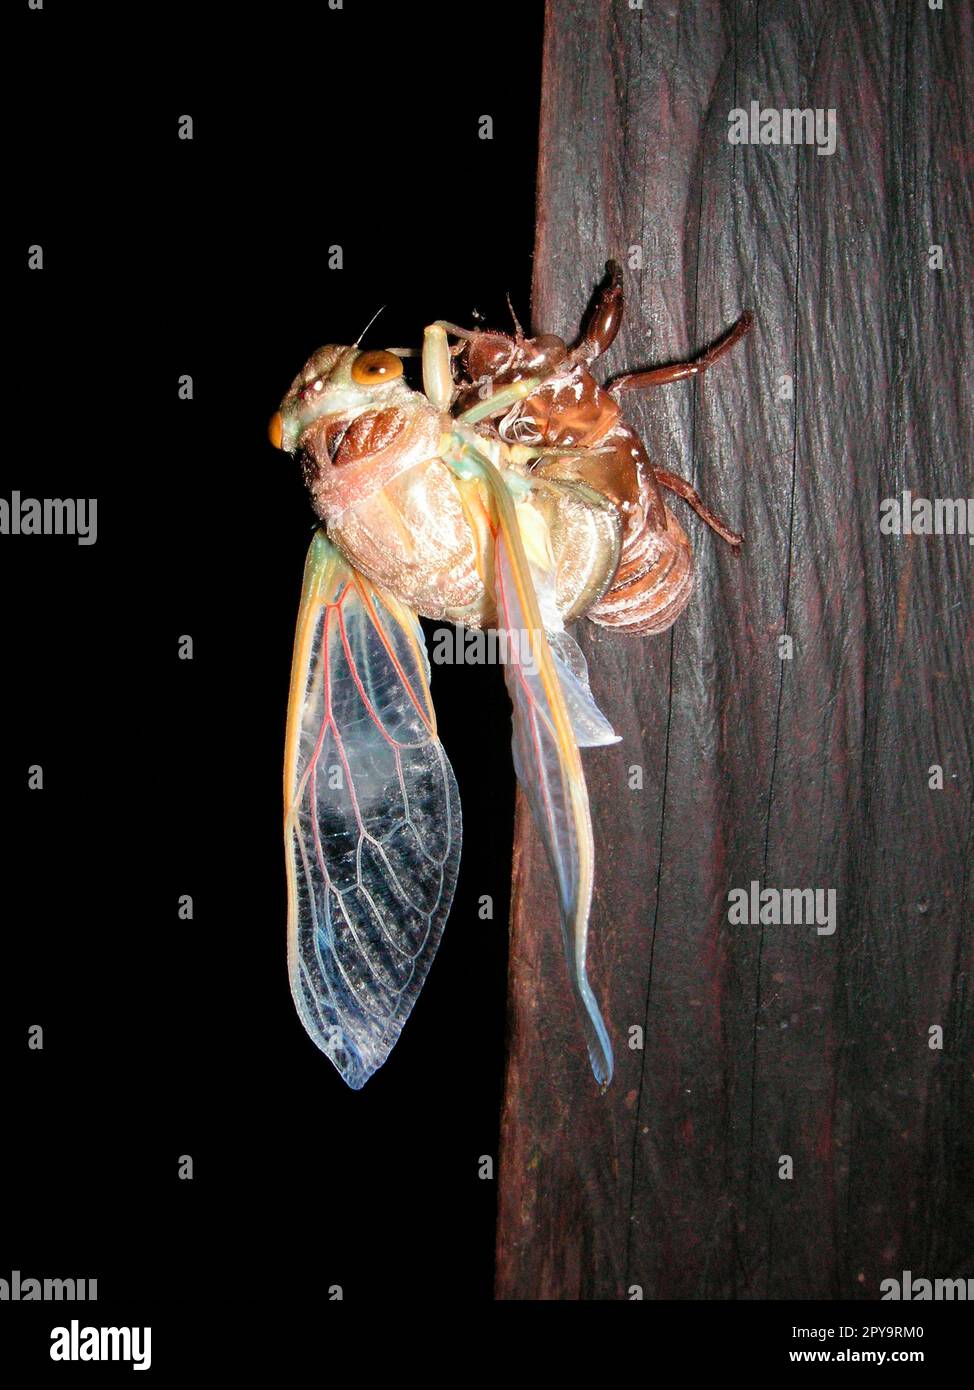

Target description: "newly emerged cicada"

left=269, top=262, right=750, bottom=1090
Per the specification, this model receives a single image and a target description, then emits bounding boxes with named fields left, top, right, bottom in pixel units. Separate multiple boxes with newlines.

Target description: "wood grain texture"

left=496, top=0, right=973, bottom=1301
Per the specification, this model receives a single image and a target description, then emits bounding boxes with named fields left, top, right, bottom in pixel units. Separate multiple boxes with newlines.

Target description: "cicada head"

left=269, top=344, right=443, bottom=522
left=269, top=344, right=415, bottom=454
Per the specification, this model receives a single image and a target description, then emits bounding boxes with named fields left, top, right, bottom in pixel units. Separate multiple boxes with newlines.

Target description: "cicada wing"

left=284, top=530, right=461, bottom=1088
left=472, top=454, right=614, bottom=1088
left=547, top=631, right=621, bottom=749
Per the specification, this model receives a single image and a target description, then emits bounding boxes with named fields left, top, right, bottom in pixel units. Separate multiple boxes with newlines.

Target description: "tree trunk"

left=496, top=0, right=973, bottom=1301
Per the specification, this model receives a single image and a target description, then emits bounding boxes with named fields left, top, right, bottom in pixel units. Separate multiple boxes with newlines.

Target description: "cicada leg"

left=422, top=318, right=546, bottom=431
left=568, top=259, right=625, bottom=367
left=422, top=323, right=455, bottom=411
left=652, top=468, right=744, bottom=548
left=608, top=311, right=753, bottom=394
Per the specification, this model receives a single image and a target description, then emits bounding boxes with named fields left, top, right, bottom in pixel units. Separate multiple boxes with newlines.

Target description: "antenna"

left=505, top=292, right=525, bottom=342
left=354, top=305, right=387, bottom=346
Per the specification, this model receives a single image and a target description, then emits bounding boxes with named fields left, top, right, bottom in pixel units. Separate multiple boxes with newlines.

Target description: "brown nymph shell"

left=452, top=261, right=747, bottom=635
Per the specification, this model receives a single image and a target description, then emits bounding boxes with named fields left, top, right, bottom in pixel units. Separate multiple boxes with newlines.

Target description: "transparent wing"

left=548, top=631, right=621, bottom=749
left=467, top=449, right=614, bottom=1088
left=284, top=530, right=461, bottom=1088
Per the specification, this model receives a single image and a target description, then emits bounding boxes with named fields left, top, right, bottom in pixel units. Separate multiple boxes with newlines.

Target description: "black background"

left=3, top=0, right=966, bottom=1367
left=5, top=0, right=541, bottom=1360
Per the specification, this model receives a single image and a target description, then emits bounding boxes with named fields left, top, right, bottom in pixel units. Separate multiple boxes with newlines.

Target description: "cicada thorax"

left=290, top=364, right=620, bottom=630
left=457, top=335, right=697, bottom=636
left=294, top=392, right=483, bottom=623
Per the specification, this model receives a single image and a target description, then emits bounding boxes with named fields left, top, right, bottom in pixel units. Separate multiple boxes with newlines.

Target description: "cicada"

left=269, top=262, right=750, bottom=1090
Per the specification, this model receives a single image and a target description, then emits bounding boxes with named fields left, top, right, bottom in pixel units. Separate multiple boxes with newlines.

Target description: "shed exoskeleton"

left=444, top=259, right=751, bottom=633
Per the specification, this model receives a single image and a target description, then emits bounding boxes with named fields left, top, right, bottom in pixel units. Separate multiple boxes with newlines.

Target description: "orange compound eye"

left=268, top=411, right=284, bottom=449
left=351, top=349, right=404, bottom=386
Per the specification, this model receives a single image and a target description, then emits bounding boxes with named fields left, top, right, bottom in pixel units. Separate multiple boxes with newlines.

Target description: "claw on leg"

left=570, top=259, right=625, bottom=368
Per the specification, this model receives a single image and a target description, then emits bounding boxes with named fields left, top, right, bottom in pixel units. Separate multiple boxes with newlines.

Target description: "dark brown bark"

left=496, top=0, right=973, bottom=1301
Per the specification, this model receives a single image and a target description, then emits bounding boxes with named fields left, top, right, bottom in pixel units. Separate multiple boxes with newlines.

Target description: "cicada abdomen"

left=449, top=261, right=751, bottom=634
